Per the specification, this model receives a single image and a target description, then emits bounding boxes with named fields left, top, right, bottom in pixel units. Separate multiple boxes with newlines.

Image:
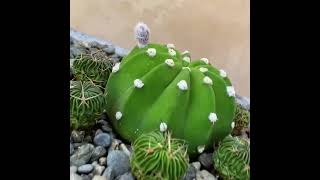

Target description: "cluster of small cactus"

left=213, top=135, right=250, bottom=180
left=130, top=131, right=189, bottom=180
left=105, top=22, right=236, bottom=156
left=72, top=50, right=112, bottom=89
left=231, top=103, right=250, bottom=136
left=70, top=81, right=106, bottom=129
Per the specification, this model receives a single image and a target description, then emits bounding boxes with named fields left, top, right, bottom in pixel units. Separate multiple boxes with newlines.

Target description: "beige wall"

left=71, top=0, right=250, bottom=97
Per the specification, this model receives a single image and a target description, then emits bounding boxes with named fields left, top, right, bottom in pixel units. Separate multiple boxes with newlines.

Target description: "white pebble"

left=165, top=59, right=175, bottom=67
left=177, top=80, right=188, bottom=90
left=134, top=79, right=144, bottom=88
left=200, top=58, right=209, bottom=64
left=183, top=56, right=191, bottom=63
left=168, top=49, right=176, bottom=56
left=146, top=48, right=156, bottom=57
left=166, top=43, right=175, bottom=49
left=112, top=63, right=120, bottom=73
left=203, top=76, right=213, bottom=85
left=160, top=122, right=168, bottom=132
left=208, top=112, right=218, bottom=124
left=115, top=112, right=122, bottom=120
left=220, top=69, right=227, bottom=78
left=226, top=86, right=236, bottom=97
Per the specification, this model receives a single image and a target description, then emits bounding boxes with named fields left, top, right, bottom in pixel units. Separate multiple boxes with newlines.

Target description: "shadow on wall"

left=70, top=0, right=250, bottom=97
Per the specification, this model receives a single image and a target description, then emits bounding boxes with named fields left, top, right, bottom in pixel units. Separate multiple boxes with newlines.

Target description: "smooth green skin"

left=130, top=131, right=189, bottom=180
left=105, top=43, right=236, bottom=156
left=213, top=135, right=250, bottom=180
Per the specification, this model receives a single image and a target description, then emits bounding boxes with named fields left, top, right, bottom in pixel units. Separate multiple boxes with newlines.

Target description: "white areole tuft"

left=165, top=59, right=175, bottom=67
left=166, top=43, right=175, bottom=49
left=197, top=145, right=206, bottom=153
left=226, top=86, right=236, bottom=97
left=208, top=112, right=218, bottom=124
left=200, top=58, right=209, bottom=64
left=183, top=56, right=191, bottom=63
left=146, top=48, right=156, bottom=57
left=134, top=79, right=144, bottom=88
left=112, top=62, right=121, bottom=73
left=219, top=69, right=227, bottom=78
left=177, top=80, right=188, bottom=90
left=115, top=111, right=122, bottom=120
left=160, top=122, right=167, bottom=132
left=231, top=122, right=235, bottom=129
left=199, top=67, right=208, bottom=73
left=168, top=49, right=176, bottom=56
left=203, top=76, right=213, bottom=85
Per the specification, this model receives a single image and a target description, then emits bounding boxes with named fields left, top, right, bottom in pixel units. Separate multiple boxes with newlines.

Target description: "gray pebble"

left=81, top=174, right=92, bottom=180
left=95, top=129, right=103, bottom=136
left=84, top=136, right=93, bottom=143
left=196, top=170, right=217, bottom=180
left=70, top=166, right=78, bottom=173
left=183, top=165, right=197, bottom=180
left=103, top=45, right=115, bottom=54
left=107, top=150, right=130, bottom=177
left=92, top=165, right=105, bottom=176
left=70, top=144, right=95, bottom=167
left=92, top=175, right=107, bottom=180
left=198, top=153, right=213, bottom=170
left=94, top=133, right=111, bottom=148
left=74, top=143, right=85, bottom=149
left=102, top=166, right=115, bottom=180
left=70, top=172, right=84, bottom=180
left=90, top=146, right=107, bottom=162
left=70, top=143, right=75, bottom=155
left=116, top=172, right=135, bottom=180
left=78, top=164, right=94, bottom=174
left=191, top=161, right=201, bottom=171
left=70, top=47, right=83, bottom=58
left=71, top=130, right=85, bottom=143
left=99, top=157, right=107, bottom=166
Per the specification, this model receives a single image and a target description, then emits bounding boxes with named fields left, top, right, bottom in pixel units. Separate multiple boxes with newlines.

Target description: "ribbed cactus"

left=213, top=135, right=250, bottom=180
left=70, top=81, right=106, bottom=129
left=72, top=51, right=112, bottom=89
left=232, top=104, right=250, bottom=136
left=105, top=22, right=236, bottom=156
left=130, top=131, right=189, bottom=180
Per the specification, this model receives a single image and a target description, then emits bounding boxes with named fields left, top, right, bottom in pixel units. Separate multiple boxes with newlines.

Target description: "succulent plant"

left=70, top=81, right=106, bottom=129
left=130, top=131, right=189, bottom=180
left=72, top=50, right=112, bottom=89
left=231, top=103, right=250, bottom=136
left=213, top=135, right=250, bottom=180
left=105, top=22, right=236, bottom=156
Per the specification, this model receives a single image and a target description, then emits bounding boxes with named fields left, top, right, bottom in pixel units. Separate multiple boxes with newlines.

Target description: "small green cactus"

left=213, top=135, right=250, bottom=180
left=105, top=23, right=236, bottom=156
left=232, top=104, right=250, bottom=136
left=130, top=131, right=189, bottom=180
left=70, top=81, right=106, bottom=129
left=72, top=50, right=112, bottom=89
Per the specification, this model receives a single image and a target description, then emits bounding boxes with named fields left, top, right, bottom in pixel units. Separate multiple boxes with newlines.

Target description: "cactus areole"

left=105, top=23, right=236, bottom=156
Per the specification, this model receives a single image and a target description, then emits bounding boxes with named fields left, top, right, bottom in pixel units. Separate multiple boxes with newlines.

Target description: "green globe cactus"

left=105, top=22, right=236, bottom=156
left=72, top=50, right=112, bottom=89
left=70, top=81, right=106, bottom=129
left=130, top=131, right=189, bottom=180
left=232, top=104, right=250, bottom=136
left=213, top=135, right=250, bottom=180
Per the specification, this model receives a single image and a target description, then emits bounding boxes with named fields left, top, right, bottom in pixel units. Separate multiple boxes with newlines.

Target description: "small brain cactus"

left=213, top=135, right=250, bottom=180
left=232, top=104, right=250, bottom=136
left=70, top=81, right=106, bottom=129
left=72, top=51, right=112, bottom=89
left=130, top=131, right=189, bottom=180
left=105, top=22, right=236, bottom=156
